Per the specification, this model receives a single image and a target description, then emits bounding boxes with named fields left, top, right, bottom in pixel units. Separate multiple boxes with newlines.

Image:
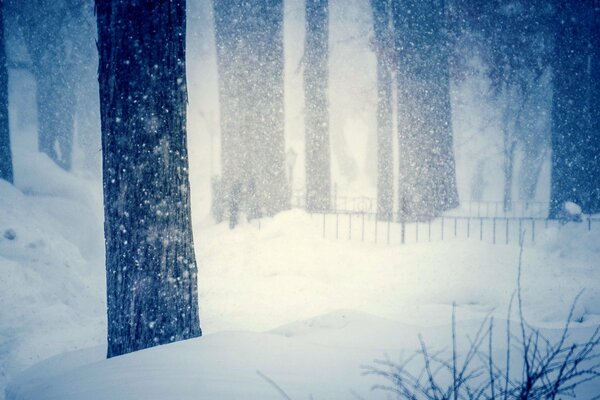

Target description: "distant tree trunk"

left=0, top=0, right=12, bottom=183
left=304, top=0, right=331, bottom=212
left=392, top=0, right=459, bottom=221
left=12, top=0, right=80, bottom=171
left=502, top=135, right=516, bottom=213
left=371, top=0, right=394, bottom=221
left=35, top=68, right=75, bottom=170
left=96, top=0, right=202, bottom=358
left=549, top=1, right=600, bottom=218
left=519, top=146, right=547, bottom=203
left=214, top=0, right=288, bottom=221
left=74, top=74, right=101, bottom=175
left=73, top=1, right=101, bottom=176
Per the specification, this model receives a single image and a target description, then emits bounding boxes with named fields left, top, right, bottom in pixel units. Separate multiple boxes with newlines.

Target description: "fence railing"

left=310, top=211, right=599, bottom=246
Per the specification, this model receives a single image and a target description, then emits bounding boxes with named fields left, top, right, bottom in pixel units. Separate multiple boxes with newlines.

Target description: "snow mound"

left=0, top=173, right=105, bottom=399
left=7, top=310, right=600, bottom=400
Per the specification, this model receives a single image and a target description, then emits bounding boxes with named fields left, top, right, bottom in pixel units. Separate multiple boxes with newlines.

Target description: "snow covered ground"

left=2, top=162, right=600, bottom=398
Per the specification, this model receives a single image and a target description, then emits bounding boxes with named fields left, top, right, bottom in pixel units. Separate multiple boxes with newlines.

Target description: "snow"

left=2, top=172, right=600, bottom=398
left=565, top=201, right=583, bottom=216
left=1, top=1, right=599, bottom=397
left=0, top=155, right=106, bottom=399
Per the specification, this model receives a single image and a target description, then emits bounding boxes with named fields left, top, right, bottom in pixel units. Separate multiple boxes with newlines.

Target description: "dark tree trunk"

left=214, top=0, right=288, bottom=220
left=392, top=0, right=459, bottom=221
left=96, top=0, right=201, bottom=358
left=549, top=1, right=600, bottom=218
left=304, top=0, right=330, bottom=212
left=0, top=0, right=12, bottom=183
left=371, top=0, right=394, bottom=221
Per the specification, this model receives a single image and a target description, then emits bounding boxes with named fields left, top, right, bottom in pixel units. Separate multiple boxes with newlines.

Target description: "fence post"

left=505, top=218, right=509, bottom=245
left=374, top=215, right=378, bottom=243
left=454, top=217, right=457, bottom=237
left=441, top=217, right=444, bottom=240
left=401, top=220, right=406, bottom=244
left=415, top=220, right=419, bottom=243
left=480, top=218, right=483, bottom=241
left=428, top=219, right=432, bottom=242
left=588, top=217, right=592, bottom=231
left=361, top=213, right=365, bottom=242
left=531, top=218, right=535, bottom=243
left=493, top=217, right=496, bottom=244
left=467, top=218, right=470, bottom=238
left=387, top=219, right=391, bottom=244
left=348, top=213, right=352, bottom=239
left=322, top=213, right=326, bottom=238
left=519, top=218, right=522, bottom=237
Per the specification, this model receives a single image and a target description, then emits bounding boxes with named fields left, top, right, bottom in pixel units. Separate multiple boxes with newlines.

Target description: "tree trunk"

left=96, top=0, right=202, bottom=358
left=371, top=0, right=394, bottom=221
left=35, top=68, right=75, bottom=170
left=214, top=0, right=288, bottom=220
left=15, top=0, right=78, bottom=171
left=502, top=137, right=516, bottom=213
left=0, top=0, right=12, bottom=183
left=549, top=1, right=600, bottom=218
left=392, top=0, right=459, bottom=221
left=304, top=0, right=331, bottom=212
left=74, top=2, right=101, bottom=176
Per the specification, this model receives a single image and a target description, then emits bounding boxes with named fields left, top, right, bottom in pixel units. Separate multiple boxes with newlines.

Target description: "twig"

left=257, top=370, right=293, bottom=400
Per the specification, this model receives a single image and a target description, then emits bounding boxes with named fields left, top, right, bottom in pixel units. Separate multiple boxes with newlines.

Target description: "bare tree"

left=365, top=236, right=600, bottom=399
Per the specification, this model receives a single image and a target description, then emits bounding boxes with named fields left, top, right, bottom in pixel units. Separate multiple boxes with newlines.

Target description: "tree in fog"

left=480, top=0, right=553, bottom=212
left=392, top=0, right=459, bottom=220
left=370, top=0, right=394, bottom=221
left=304, top=0, right=331, bottom=212
left=96, top=0, right=201, bottom=357
left=73, top=1, right=101, bottom=176
left=8, top=0, right=83, bottom=170
left=0, top=0, right=12, bottom=183
left=214, top=0, right=288, bottom=222
left=549, top=1, right=600, bottom=218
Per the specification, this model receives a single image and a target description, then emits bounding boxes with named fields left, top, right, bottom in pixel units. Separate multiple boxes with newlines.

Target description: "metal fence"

left=313, top=211, right=599, bottom=246
left=279, top=190, right=596, bottom=246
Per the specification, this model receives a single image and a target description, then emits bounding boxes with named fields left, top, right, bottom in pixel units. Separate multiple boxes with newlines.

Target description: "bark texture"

left=96, top=0, right=201, bottom=358
left=549, top=1, right=600, bottom=218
